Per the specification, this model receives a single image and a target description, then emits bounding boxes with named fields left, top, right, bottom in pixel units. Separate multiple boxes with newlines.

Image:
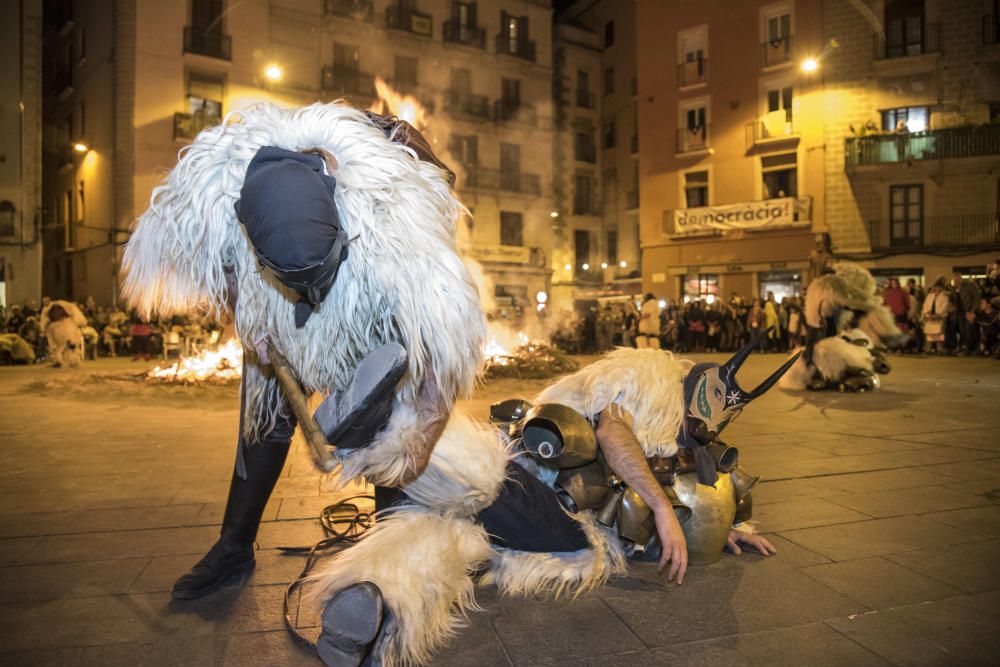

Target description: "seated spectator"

left=975, top=298, right=999, bottom=357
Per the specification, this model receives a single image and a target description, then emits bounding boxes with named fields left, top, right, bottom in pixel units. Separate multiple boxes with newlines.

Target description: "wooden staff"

left=267, top=343, right=338, bottom=472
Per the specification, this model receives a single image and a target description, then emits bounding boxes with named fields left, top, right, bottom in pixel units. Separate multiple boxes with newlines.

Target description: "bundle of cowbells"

left=41, top=300, right=87, bottom=367
left=781, top=261, right=902, bottom=390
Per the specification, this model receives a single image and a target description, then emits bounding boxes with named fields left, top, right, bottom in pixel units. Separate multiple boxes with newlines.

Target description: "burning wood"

left=147, top=338, right=243, bottom=384
left=483, top=330, right=579, bottom=380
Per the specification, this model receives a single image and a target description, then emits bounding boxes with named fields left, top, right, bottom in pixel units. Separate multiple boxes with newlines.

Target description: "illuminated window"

left=684, top=171, right=709, bottom=208
left=881, top=106, right=929, bottom=132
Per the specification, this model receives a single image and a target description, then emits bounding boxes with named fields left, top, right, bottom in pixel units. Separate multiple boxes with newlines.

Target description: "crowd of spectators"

left=0, top=295, right=226, bottom=365
left=552, top=262, right=1000, bottom=359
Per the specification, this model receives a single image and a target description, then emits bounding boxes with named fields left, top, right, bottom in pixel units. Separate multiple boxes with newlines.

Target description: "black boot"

left=172, top=382, right=297, bottom=600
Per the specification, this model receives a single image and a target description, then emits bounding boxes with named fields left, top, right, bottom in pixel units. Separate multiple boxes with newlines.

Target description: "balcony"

left=496, top=34, right=536, bottom=62
left=461, top=167, right=540, bottom=195
left=324, top=0, right=373, bottom=20
left=53, top=67, right=73, bottom=98
left=677, top=59, right=707, bottom=87
left=626, top=191, right=639, bottom=210
left=322, top=66, right=376, bottom=99
left=386, top=5, right=433, bottom=37
left=985, top=14, right=1000, bottom=45
left=575, top=143, right=596, bottom=164
left=761, top=36, right=793, bottom=68
left=576, top=91, right=596, bottom=109
left=844, top=124, right=1000, bottom=168
left=874, top=23, right=939, bottom=59
left=867, top=214, right=1000, bottom=252
left=445, top=91, right=490, bottom=120
left=630, top=134, right=639, bottom=154
left=676, top=125, right=710, bottom=154
left=746, top=111, right=798, bottom=148
left=173, top=111, right=221, bottom=141
left=493, top=99, right=537, bottom=126
left=183, top=26, right=232, bottom=61
left=443, top=20, right=485, bottom=49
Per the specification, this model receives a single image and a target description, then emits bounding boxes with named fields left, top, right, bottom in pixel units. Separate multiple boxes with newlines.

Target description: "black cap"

left=235, top=147, right=349, bottom=327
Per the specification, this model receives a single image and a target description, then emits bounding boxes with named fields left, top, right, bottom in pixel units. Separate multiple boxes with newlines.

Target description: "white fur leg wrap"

left=480, top=512, right=627, bottom=600
left=779, top=338, right=875, bottom=389
left=306, top=508, right=493, bottom=667
left=334, top=401, right=429, bottom=488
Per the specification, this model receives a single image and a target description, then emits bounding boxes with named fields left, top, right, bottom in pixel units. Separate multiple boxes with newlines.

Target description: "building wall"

left=823, top=0, right=1000, bottom=281
left=636, top=0, right=824, bottom=302
left=0, top=0, right=43, bottom=308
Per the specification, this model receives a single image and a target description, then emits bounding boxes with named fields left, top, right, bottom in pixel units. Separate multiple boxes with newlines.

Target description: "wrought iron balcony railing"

left=676, top=125, right=710, bottom=153
left=626, top=191, right=639, bottom=210
left=844, top=124, right=1000, bottom=167
left=493, top=99, right=537, bottom=126
left=575, top=143, right=596, bottom=163
left=677, top=58, right=707, bottom=86
left=576, top=91, right=596, bottom=109
left=183, top=26, right=232, bottom=60
left=746, top=112, right=797, bottom=148
left=443, top=20, right=485, bottom=49
left=321, top=66, right=376, bottom=98
left=867, top=214, right=1000, bottom=252
left=462, top=167, right=540, bottom=195
left=496, top=34, right=536, bottom=62
left=874, top=22, right=939, bottom=59
left=386, top=6, right=433, bottom=37
left=173, top=111, right=222, bottom=141
left=761, top=35, right=793, bottom=67
left=324, top=0, right=373, bottom=20
left=445, top=91, right=490, bottom=119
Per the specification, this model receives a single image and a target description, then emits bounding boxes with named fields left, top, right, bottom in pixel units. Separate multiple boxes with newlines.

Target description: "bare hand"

left=654, top=507, right=688, bottom=585
left=726, top=530, right=776, bottom=556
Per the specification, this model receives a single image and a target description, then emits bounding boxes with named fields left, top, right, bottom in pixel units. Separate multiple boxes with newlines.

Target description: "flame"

left=148, top=338, right=243, bottom=383
left=370, top=77, right=428, bottom=130
left=484, top=326, right=533, bottom=367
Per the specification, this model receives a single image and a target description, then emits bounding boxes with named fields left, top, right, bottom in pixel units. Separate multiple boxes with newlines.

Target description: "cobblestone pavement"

left=0, top=354, right=998, bottom=666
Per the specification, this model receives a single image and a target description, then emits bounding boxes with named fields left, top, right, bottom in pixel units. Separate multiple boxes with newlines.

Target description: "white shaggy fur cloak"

left=535, top=347, right=692, bottom=458
left=41, top=301, right=87, bottom=368
left=121, top=102, right=486, bottom=485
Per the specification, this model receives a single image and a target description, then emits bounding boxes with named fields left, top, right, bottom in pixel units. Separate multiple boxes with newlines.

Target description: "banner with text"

left=462, top=244, right=532, bottom=264
left=667, top=197, right=798, bottom=236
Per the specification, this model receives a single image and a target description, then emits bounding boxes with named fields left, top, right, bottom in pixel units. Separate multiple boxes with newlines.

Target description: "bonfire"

left=482, top=330, right=579, bottom=380
left=147, top=338, right=243, bottom=384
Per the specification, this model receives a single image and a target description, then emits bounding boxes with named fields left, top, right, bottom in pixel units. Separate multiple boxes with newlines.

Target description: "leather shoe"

left=171, top=538, right=255, bottom=600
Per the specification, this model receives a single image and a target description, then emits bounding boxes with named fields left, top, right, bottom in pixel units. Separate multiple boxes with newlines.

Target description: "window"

left=761, top=152, right=797, bottom=198
left=679, top=103, right=707, bottom=151
left=500, top=211, right=523, bottom=246
left=604, top=20, right=614, bottom=47
left=574, top=174, right=593, bottom=214
left=394, top=55, right=418, bottom=89
left=889, top=184, right=923, bottom=246
left=885, top=0, right=924, bottom=57
left=603, top=120, right=616, bottom=149
left=604, top=67, right=614, bottom=95
left=448, top=134, right=478, bottom=165
left=191, top=0, right=224, bottom=32
left=606, top=230, right=618, bottom=264
left=452, top=1, right=475, bottom=27
left=762, top=9, right=792, bottom=65
left=501, top=78, right=520, bottom=105
left=684, top=171, right=709, bottom=208
left=881, top=106, right=929, bottom=132
left=575, top=132, right=595, bottom=163
left=678, top=25, right=708, bottom=86
left=990, top=102, right=1000, bottom=122
left=682, top=273, right=719, bottom=302
left=576, top=70, right=591, bottom=107
left=333, top=43, right=360, bottom=70
left=766, top=85, right=793, bottom=120
left=574, top=230, right=591, bottom=268
left=501, top=12, right=529, bottom=54
left=78, top=27, right=86, bottom=61
left=0, top=201, right=15, bottom=236
left=500, top=142, right=520, bottom=190
left=187, top=72, right=223, bottom=119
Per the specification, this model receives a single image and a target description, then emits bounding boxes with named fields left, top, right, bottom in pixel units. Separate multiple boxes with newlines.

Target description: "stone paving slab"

left=827, top=485, right=991, bottom=518
left=825, top=591, right=1000, bottom=667
left=0, top=556, right=149, bottom=603
left=752, top=497, right=872, bottom=531
left=923, top=505, right=1000, bottom=538
left=884, top=540, right=1000, bottom=594
left=798, top=557, right=961, bottom=609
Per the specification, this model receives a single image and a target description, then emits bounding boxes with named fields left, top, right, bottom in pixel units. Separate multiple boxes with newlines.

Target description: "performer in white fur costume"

left=122, top=102, right=486, bottom=601
left=40, top=300, right=87, bottom=368
left=781, top=261, right=904, bottom=391
left=307, top=336, right=794, bottom=667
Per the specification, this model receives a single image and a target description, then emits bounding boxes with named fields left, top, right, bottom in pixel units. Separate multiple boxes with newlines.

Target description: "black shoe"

left=171, top=538, right=255, bottom=600
left=317, top=582, right=385, bottom=667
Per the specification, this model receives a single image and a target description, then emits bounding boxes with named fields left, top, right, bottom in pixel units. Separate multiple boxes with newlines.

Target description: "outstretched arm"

left=596, top=404, right=688, bottom=584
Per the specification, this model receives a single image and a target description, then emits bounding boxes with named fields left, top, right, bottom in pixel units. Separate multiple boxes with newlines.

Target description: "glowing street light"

left=264, top=64, right=283, bottom=82
left=582, top=263, right=590, bottom=271
left=619, top=260, right=627, bottom=268
left=801, top=57, right=818, bottom=73
left=550, top=211, right=559, bottom=218
left=73, top=142, right=89, bottom=153
left=601, top=262, right=608, bottom=269
left=564, top=263, right=572, bottom=271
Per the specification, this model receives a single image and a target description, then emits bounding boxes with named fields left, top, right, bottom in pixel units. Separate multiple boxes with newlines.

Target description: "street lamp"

left=582, top=263, right=590, bottom=271
left=73, top=142, right=89, bottom=153
left=564, top=263, right=572, bottom=271
left=265, top=64, right=283, bottom=82
left=801, top=57, right=818, bottom=73
left=619, top=260, right=627, bottom=268
left=601, top=262, right=608, bottom=269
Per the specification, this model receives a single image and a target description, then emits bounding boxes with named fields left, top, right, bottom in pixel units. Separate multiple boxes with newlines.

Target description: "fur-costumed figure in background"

left=40, top=300, right=87, bottom=368
left=121, top=102, right=486, bottom=601
left=306, top=336, right=796, bottom=667
left=780, top=261, right=905, bottom=392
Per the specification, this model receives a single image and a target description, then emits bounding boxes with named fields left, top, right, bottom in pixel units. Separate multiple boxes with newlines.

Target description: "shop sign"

left=668, top=197, right=796, bottom=236
left=463, top=244, right=531, bottom=264
left=726, top=264, right=744, bottom=272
